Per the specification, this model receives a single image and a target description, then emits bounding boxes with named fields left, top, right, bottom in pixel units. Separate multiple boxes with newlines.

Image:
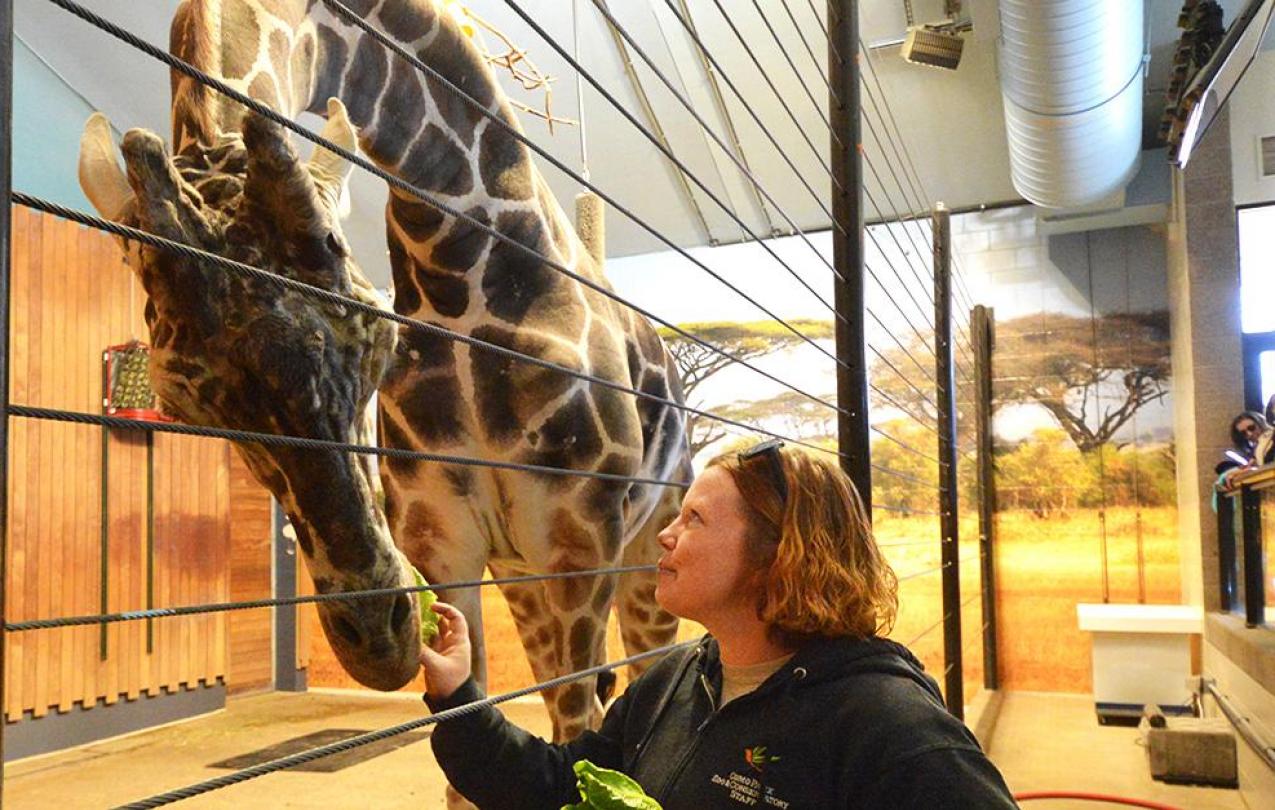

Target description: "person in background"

left=1216, top=410, right=1267, bottom=496
left=1253, top=395, right=1275, bottom=467
left=418, top=440, right=1018, bottom=809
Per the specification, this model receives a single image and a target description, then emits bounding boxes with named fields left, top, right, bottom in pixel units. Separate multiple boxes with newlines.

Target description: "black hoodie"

left=426, top=635, right=1018, bottom=809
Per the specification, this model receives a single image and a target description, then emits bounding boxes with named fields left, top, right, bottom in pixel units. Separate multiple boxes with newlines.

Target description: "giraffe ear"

left=309, top=97, right=356, bottom=217
left=78, top=112, right=134, bottom=221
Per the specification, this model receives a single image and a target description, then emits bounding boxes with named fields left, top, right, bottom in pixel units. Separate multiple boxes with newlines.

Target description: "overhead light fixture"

left=900, top=25, right=965, bottom=70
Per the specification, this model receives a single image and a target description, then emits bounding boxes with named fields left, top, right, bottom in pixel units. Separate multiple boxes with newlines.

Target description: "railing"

left=1217, top=464, right=1275, bottom=626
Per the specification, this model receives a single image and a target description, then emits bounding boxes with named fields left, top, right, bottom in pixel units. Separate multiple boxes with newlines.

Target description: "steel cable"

left=42, top=0, right=849, bottom=420
left=667, top=0, right=845, bottom=212
left=534, top=0, right=846, bottom=281
left=114, top=640, right=696, bottom=809
left=778, top=0, right=833, bottom=88
left=328, top=0, right=846, bottom=372
left=9, top=405, right=688, bottom=487
left=6, top=564, right=660, bottom=632
left=860, top=42, right=981, bottom=315
left=12, top=194, right=851, bottom=464
left=317, top=0, right=841, bottom=337
left=749, top=0, right=834, bottom=110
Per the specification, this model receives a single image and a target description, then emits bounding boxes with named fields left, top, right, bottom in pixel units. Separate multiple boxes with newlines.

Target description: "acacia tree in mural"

left=659, top=320, right=834, bottom=456
left=868, top=311, right=1171, bottom=455
left=993, top=311, right=1171, bottom=454
left=867, top=329, right=978, bottom=450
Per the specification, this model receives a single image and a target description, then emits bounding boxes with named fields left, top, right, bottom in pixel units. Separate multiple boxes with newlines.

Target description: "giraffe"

left=78, top=0, right=689, bottom=764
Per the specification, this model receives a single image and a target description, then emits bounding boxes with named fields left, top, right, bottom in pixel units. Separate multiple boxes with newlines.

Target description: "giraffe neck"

left=171, top=0, right=592, bottom=325
left=306, top=0, right=591, bottom=323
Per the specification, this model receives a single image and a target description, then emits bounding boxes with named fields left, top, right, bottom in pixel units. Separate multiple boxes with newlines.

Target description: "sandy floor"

left=2, top=688, right=1251, bottom=809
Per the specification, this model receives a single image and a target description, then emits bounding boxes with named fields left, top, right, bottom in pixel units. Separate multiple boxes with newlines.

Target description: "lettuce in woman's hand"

left=411, top=566, right=439, bottom=645
left=561, top=760, right=661, bottom=809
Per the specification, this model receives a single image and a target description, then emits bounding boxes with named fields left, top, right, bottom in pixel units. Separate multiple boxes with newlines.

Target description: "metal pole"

left=1, top=0, right=14, bottom=784
left=933, top=203, right=963, bottom=717
left=1217, top=492, right=1237, bottom=611
left=973, top=305, right=999, bottom=691
left=1241, top=485, right=1264, bottom=627
left=274, top=500, right=305, bottom=691
left=828, top=0, right=870, bottom=512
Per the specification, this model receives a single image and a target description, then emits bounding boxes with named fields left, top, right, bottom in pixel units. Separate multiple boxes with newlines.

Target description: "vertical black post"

left=828, top=0, right=870, bottom=511
left=1, top=0, right=13, bottom=786
left=972, top=305, right=999, bottom=690
left=1240, top=485, right=1264, bottom=627
left=1217, top=493, right=1237, bottom=611
left=273, top=500, right=305, bottom=691
left=933, top=203, right=963, bottom=717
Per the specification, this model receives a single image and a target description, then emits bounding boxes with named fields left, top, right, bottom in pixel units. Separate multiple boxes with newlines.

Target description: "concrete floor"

left=2, top=690, right=1253, bottom=809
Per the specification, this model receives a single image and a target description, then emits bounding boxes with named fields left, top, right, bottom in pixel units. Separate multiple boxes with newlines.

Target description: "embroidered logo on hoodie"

left=744, top=745, right=780, bottom=773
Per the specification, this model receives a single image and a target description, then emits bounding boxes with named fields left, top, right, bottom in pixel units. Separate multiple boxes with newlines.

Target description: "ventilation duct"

left=997, top=0, right=1145, bottom=209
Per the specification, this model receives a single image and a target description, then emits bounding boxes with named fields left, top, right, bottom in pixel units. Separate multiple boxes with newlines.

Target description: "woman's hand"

left=419, top=602, right=472, bottom=700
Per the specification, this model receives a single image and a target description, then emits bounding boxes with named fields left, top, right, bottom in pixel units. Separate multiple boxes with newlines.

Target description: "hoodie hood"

left=694, top=634, right=944, bottom=705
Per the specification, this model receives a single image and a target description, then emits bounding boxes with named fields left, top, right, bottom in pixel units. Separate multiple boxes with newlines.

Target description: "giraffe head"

left=79, top=100, right=424, bottom=690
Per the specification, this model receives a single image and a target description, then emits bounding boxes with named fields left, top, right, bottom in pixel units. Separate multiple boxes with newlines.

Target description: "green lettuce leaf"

left=561, top=760, right=661, bottom=810
left=411, top=565, right=439, bottom=645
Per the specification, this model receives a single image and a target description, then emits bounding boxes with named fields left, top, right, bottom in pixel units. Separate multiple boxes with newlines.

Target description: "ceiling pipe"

left=997, top=0, right=1145, bottom=209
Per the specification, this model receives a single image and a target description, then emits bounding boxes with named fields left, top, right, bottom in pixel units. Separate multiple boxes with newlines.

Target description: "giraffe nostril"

left=332, top=614, right=362, bottom=647
left=390, top=594, right=411, bottom=635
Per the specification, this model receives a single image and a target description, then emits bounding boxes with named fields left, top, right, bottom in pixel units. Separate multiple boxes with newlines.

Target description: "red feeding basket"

left=102, top=340, right=173, bottom=423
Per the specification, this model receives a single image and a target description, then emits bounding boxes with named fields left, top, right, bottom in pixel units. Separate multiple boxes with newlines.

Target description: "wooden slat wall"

left=4, top=207, right=238, bottom=721
left=227, top=451, right=273, bottom=694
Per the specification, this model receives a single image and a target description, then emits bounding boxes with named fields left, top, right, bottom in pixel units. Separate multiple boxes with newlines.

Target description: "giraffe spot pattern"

left=309, top=26, right=347, bottom=115
left=382, top=351, right=465, bottom=446
left=578, top=454, right=638, bottom=524
left=555, top=682, right=589, bottom=717
left=291, top=32, right=315, bottom=113
left=568, top=616, right=598, bottom=671
left=379, top=410, right=419, bottom=477
left=549, top=511, right=599, bottom=611
left=482, top=212, right=555, bottom=323
left=469, top=325, right=523, bottom=442
left=377, top=0, right=433, bottom=42
left=420, top=32, right=492, bottom=148
left=248, top=73, right=281, bottom=114
left=345, top=35, right=389, bottom=127
left=525, top=390, right=604, bottom=481
left=478, top=124, right=532, bottom=201
left=441, top=465, right=473, bottom=497
left=430, top=206, right=491, bottom=271
left=399, top=123, right=473, bottom=197
left=592, top=577, right=617, bottom=613
left=221, top=0, right=259, bottom=80
left=268, top=29, right=290, bottom=108
left=418, top=269, right=469, bottom=317
left=366, top=58, right=427, bottom=167
left=403, top=500, right=444, bottom=542
left=388, top=190, right=445, bottom=244
left=387, top=232, right=424, bottom=314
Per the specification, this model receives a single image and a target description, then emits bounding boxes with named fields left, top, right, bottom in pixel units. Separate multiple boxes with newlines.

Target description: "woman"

left=1215, top=410, right=1267, bottom=495
left=421, top=440, right=1017, bottom=808
left=1255, top=395, right=1275, bottom=467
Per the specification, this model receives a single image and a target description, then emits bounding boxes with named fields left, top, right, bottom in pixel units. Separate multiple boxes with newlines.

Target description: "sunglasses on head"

left=738, top=439, right=788, bottom=506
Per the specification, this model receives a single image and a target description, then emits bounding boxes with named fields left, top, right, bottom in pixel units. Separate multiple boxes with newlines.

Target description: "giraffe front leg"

left=490, top=554, right=616, bottom=743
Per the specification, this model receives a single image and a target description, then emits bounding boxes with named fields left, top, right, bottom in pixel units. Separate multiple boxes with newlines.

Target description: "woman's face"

left=1238, top=417, right=1262, bottom=446
left=655, top=467, right=764, bottom=627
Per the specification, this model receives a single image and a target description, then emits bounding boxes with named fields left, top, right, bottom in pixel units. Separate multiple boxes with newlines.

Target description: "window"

left=1238, top=205, right=1275, bottom=334
left=1263, top=350, right=1275, bottom=409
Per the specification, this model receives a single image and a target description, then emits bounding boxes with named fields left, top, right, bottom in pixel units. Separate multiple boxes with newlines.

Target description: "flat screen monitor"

left=1171, top=0, right=1275, bottom=167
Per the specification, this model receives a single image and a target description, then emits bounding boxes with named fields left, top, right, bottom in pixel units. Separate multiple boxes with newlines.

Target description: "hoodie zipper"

left=653, top=671, right=719, bottom=801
